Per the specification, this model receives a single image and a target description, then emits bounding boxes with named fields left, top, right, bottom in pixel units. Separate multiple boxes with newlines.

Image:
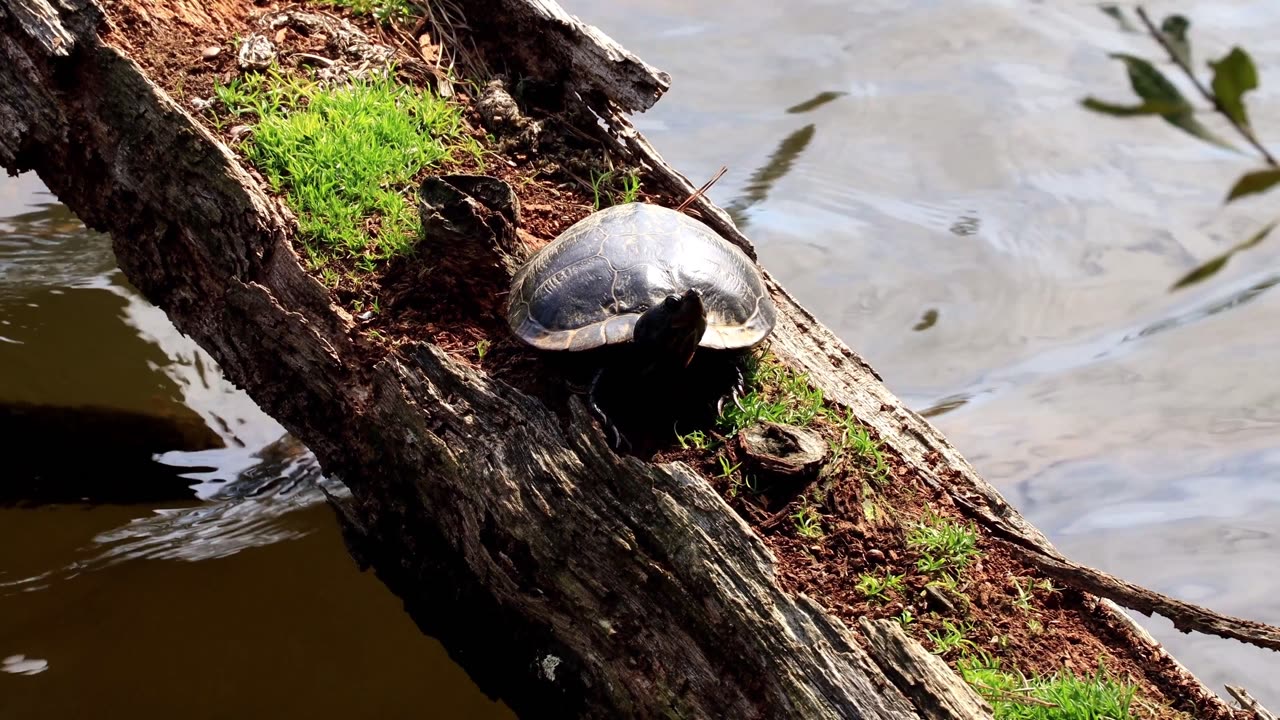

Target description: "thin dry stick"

left=676, top=165, right=728, bottom=213
left=969, top=683, right=1057, bottom=709
left=1134, top=5, right=1278, bottom=167
left=994, top=526, right=1280, bottom=653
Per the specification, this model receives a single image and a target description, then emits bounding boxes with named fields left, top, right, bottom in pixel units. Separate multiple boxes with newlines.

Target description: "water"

left=2, top=0, right=1279, bottom=713
left=562, top=0, right=1280, bottom=704
left=0, top=173, right=512, bottom=718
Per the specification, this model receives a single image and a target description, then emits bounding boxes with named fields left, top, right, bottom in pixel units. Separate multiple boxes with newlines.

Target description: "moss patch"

left=213, top=65, right=483, bottom=270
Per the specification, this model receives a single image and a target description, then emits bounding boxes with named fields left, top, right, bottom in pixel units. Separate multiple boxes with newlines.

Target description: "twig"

left=1227, top=685, right=1279, bottom=720
left=1135, top=5, right=1278, bottom=167
left=970, top=682, right=1058, bottom=708
left=929, top=472, right=1280, bottom=654
left=996, top=530, right=1280, bottom=654
left=676, top=165, right=728, bottom=213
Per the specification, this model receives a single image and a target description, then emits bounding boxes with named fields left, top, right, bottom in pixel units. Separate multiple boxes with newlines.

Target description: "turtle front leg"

left=588, top=368, right=631, bottom=452
left=715, top=360, right=748, bottom=417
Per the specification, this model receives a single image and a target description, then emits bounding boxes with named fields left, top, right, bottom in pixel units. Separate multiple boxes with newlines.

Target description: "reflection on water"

left=723, top=123, right=816, bottom=226
left=0, top=174, right=511, bottom=719
left=564, top=0, right=1280, bottom=705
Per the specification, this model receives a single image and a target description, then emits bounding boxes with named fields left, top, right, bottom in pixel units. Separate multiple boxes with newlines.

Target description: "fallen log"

left=1, top=0, right=1273, bottom=718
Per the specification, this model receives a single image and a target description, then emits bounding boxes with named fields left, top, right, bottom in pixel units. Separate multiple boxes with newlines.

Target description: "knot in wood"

left=736, top=421, right=829, bottom=480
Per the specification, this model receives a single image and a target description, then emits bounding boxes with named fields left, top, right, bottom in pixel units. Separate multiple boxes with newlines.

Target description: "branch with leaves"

left=1085, top=4, right=1278, bottom=290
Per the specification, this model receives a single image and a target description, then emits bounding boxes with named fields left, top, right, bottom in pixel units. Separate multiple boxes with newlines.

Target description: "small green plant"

left=927, top=619, right=978, bottom=657
left=716, top=456, right=741, bottom=478
left=959, top=655, right=1138, bottom=720
left=717, top=352, right=891, bottom=490
left=320, top=0, right=417, bottom=24
left=728, top=472, right=759, bottom=499
left=589, top=169, right=643, bottom=208
left=618, top=172, right=642, bottom=203
left=855, top=571, right=904, bottom=603
left=792, top=505, right=824, bottom=539
left=717, top=352, right=826, bottom=434
left=475, top=339, right=491, bottom=361
left=212, top=66, right=482, bottom=271
left=831, top=410, right=891, bottom=483
left=906, top=511, right=980, bottom=577
left=894, top=608, right=915, bottom=628
left=676, top=429, right=710, bottom=450
left=1011, top=577, right=1037, bottom=612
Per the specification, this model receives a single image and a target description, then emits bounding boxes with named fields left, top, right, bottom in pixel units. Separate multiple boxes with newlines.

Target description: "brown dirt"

left=94, top=2, right=1245, bottom=719
left=660, top=410, right=1236, bottom=720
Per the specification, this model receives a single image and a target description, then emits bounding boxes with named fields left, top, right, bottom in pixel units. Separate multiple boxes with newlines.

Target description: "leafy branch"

left=1084, top=4, right=1279, bottom=289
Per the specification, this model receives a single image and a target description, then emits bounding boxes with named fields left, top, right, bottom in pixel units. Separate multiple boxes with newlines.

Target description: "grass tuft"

left=213, top=66, right=482, bottom=270
left=715, top=350, right=891, bottom=492
left=855, top=571, right=905, bottom=603
left=590, top=169, right=643, bottom=208
left=318, top=0, right=418, bottom=25
left=959, top=656, right=1139, bottom=720
left=718, top=352, right=828, bottom=434
left=906, top=510, right=980, bottom=578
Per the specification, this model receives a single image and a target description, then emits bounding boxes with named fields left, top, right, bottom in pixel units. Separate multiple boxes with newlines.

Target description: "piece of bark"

left=737, top=421, right=829, bottom=479
left=859, top=618, right=994, bottom=720
left=454, top=0, right=671, bottom=114
left=1227, top=685, right=1279, bottom=720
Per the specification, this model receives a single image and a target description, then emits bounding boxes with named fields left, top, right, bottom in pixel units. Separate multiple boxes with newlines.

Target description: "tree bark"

left=0, top=0, right=1248, bottom=718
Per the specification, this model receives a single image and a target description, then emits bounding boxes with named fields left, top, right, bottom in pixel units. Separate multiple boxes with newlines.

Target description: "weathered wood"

left=449, top=0, right=671, bottom=114
left=859, top=618, right=994, bottom=720
left=0, top=1, right=920, bottom=718
left=737, top=421, right=829, bottom=479
left=1227, top=685, right=1279, bottom=720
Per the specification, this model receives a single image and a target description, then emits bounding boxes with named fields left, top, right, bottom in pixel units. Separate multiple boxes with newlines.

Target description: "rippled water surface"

left=563, top=0, right=1280, bottom=705
left=0, top=173, right=512, bottom=718
left=3, top=0, right=1280, bottom=713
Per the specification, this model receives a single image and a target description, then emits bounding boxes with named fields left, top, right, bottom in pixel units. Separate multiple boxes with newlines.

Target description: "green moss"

left=212, top=66, right=483, bottom=271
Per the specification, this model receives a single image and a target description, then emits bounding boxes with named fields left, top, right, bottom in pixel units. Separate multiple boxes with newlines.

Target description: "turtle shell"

left=507, top=202, right=776, bottom=352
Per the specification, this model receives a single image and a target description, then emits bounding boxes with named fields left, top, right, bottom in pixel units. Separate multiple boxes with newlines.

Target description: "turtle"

left=505, top=201, right=777, bottom=448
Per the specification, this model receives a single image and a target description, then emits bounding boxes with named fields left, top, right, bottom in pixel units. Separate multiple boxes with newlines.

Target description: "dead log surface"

left=859, top=619, right=994, bottom=720
left=0, top=0, right=1258, bottom=717
left=1228, top=685, right=1279, bottom=720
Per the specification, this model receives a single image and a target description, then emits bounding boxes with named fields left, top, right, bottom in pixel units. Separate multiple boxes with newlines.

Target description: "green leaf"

left=1160, top=15, right=1192, bottom=67
left=1109, top=53, right=1186, bottom=107
left=1080, top=97, right=1184, bottom=117
left=1209, top=47, right=1258, bottom=129
left=1226, top=168, right=1280, bottom=202
left=1103, top=53, right=1236, bottom=150
left=1171, top=220, right=1278, bottom=291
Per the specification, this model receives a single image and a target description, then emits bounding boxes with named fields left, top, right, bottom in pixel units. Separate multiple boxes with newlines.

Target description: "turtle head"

left=634, top=288, right=707, bottom=369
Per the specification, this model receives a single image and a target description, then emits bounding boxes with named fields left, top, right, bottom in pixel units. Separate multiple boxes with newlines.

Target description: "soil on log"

left=2, top=0, right=1275, bottom=718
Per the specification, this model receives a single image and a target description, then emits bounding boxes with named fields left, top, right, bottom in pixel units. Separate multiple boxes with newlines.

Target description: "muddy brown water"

left=3, top=0, right=1280, bottom=714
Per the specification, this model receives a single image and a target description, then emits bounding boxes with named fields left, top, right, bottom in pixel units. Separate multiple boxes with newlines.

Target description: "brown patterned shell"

left=507, top=202, right=776, bottom=352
